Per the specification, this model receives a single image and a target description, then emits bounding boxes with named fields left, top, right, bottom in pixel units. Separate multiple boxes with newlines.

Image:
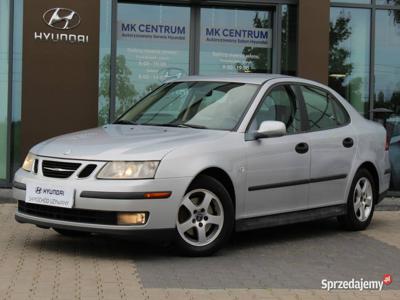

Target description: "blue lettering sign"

left=259, top=31, right=268, bottom=39
left=206, top=28, right=220, bottom=37
left=121, top=23, right=136, bottom=32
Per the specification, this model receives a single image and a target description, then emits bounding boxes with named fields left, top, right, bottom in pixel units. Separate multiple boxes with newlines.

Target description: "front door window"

left=249, top=85, right=301, bottom=134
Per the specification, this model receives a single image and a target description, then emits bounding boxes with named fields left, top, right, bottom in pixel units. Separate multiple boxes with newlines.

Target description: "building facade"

left=1, top=0, right=400, bottom=191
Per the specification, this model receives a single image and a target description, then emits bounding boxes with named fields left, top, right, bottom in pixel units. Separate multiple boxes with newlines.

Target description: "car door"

left=298, top=84, right=356, bottom=208
left=245, top=84, right=311, bottom=218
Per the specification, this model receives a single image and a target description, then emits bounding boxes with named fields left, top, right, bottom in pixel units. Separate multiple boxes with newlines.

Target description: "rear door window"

left=300, top=85, right=349, bottom=131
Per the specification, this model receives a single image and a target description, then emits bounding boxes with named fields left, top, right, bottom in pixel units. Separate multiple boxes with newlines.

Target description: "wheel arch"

left=356, top=161, right=380, bottom=202
left=187, top=167, right=236, bottom=210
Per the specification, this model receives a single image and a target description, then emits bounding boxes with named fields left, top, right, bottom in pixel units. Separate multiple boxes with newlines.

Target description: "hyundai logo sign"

left=35, top=7, right=88, bottom=44
left=43, top=8, right=81, bottom=30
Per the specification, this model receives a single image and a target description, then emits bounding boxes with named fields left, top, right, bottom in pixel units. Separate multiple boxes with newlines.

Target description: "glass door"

left=199, top=7, right=274, bottom=75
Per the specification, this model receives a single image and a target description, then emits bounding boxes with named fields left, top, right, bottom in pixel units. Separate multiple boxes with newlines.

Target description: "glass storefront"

left=199, top=8, right=273, bottom=75
left=0, top=0, right=10, bottom=181
left=2, top=0, right=400, bottom=189
left=374, top=9, right=400, bottom=190
left=0, top=0, right=297, bottom=186
left=112, top=2, right=282, bottom=119
left=329, top=7, right=370, bottom=116
left=330, top=1, right=400, bottom=191
left=116, top=3, right=191, bottom=117
left=374, top=9, right=400, bottom=112
left=104, top=1, right=297, bottom=120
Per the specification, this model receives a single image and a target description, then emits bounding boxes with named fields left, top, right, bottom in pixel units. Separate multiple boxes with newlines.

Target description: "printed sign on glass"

left=201, top=27, right=272, bottom=49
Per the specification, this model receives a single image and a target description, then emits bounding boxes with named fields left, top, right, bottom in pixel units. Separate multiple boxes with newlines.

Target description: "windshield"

left=116, top=81, right=259, bottom=131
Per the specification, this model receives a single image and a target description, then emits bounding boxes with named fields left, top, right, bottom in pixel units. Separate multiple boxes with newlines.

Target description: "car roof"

left=172, top=74, right=292, bottom=85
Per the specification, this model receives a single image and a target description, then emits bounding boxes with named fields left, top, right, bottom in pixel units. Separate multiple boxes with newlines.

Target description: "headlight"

left=22, top=153, right=35, bottom=172
left=97, top=161, right=160, bottom=179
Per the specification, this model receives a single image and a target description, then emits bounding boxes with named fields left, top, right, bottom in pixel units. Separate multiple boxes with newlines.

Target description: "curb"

left=376, top=197, right=400, bottom=211
left=0, top=189, right=15, bottom=204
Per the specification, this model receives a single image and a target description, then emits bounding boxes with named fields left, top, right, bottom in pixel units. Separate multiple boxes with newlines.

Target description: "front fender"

left=155, top=133, right=247, bottom=218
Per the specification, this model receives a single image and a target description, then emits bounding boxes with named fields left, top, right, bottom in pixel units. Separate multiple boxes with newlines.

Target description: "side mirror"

left=254, top=121, right=287, bottom=139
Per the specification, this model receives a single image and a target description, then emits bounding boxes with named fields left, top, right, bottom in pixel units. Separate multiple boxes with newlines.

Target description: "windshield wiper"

left=143, top=123, right=208, bottom=129
left=114, top=120, right=137, bottom=125
left=177, top=124, right=208, bottom=129
left=143, top=123, right=180, bottom=127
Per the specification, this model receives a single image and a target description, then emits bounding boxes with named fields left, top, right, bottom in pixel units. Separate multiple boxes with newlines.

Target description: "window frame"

left=294, top=83, right=351, bottom=133
left=245, top=82, right=309, bottom=136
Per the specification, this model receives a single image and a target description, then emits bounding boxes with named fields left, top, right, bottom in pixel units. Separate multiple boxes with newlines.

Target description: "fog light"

left=117, top=212, right=147, bottom=225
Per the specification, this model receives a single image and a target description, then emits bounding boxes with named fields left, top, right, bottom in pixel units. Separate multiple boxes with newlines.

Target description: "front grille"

left=33, top=159, right=39, bottom=174
left=42, top=160, right=81, bottom=178
left=18, top=201, right=118, bottom=225
left=78, top=164, right=97, bottom=178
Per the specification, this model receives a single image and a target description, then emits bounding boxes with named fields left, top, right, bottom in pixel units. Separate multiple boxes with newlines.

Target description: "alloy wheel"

left=177, top=189, right=224, bottom=247
left=353, top=177, right=373, bottom=222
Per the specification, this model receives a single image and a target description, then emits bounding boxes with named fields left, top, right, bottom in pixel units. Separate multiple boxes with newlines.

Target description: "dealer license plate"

left=26, top=183, right=74, bottom=208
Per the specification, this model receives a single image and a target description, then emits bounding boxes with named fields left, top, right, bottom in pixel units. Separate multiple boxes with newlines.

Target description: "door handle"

left=343, top=137, right=354, bottom=148
left=295, top=142, right=309, bottom=154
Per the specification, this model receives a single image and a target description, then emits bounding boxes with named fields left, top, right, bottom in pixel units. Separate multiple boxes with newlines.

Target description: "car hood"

left=31, top=125, right=228, bottom=161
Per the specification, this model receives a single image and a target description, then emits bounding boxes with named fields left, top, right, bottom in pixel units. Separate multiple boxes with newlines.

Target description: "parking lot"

left=0, top=202, right=399, bottom=300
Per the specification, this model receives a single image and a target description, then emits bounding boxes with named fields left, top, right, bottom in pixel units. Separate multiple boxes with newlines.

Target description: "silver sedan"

left=13, top=75, right=391, bottom=256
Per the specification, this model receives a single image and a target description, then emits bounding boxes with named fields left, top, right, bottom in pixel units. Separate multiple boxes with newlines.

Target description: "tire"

left=338, top=169, right=376, bottom=231
left=175, top=175, right=234, bottom=256
left=53, top=228, right=92, bottom=237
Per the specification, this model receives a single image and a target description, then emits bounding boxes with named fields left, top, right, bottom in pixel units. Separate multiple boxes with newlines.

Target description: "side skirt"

left=235, top=204, right=347, bottom=232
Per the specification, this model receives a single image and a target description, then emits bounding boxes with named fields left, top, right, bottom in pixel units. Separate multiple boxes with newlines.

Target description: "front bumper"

left=14, top=212, right=175, bottom=239
left=13, top=168, right=192, bottom=233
